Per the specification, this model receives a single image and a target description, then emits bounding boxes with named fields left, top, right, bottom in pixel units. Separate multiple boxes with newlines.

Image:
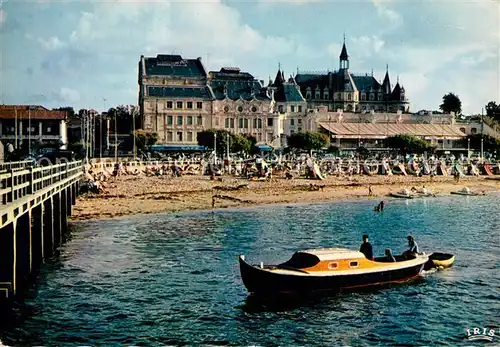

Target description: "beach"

left=70, top=173, right=500, bottom=221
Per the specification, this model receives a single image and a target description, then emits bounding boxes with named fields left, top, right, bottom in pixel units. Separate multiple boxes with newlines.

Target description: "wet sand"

left=70, top=174, right=500, bottom=221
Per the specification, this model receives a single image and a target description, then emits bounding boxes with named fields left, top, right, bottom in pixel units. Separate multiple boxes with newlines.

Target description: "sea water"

left=0, top=194, right=499, bottom=346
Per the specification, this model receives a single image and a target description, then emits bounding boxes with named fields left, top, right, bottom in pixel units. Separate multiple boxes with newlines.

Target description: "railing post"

left=29, top=167, right=34, bottom=194
left=9, top=169, right=14, bottom=203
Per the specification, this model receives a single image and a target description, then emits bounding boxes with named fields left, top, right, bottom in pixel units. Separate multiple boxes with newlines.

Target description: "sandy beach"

left=70, top=173, right=500, bottom=221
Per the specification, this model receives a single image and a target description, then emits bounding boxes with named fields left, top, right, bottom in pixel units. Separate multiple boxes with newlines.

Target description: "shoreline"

left=69, top=174, right=500, bottom=222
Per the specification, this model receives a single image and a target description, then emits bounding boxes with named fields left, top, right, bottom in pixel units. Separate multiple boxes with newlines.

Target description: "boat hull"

left=424, top=252, right=455, bottom=270
left=239, top=256, right=426, bottom=295
left=390, top=193, right=413, bottom=199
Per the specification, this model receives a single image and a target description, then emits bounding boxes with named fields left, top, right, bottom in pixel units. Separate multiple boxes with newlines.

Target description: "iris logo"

left=466, top=327, right=497, bottom=342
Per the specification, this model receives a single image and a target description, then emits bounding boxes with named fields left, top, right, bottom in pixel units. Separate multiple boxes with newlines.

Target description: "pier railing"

left=0, top=161, right=84, bottom=206
left=0, top=160, right=35, bottom=172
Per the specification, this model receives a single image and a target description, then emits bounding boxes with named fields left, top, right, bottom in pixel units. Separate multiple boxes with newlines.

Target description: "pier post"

left=42, top=198, right=54, bottom=258
left=53, top=193, right=61, bottom=248
left=60, top=189, right=68, bottom=243
left=31, top=204, right=44, bottom=268
left=0, top=223, right=14, bottom=300
left=15, top=212, right=31, bottom=297
left=66, top=186, right=72, bottom=216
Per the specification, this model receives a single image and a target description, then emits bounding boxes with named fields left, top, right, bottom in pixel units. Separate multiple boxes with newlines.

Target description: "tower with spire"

left=339, top=34, right=349, bottom=70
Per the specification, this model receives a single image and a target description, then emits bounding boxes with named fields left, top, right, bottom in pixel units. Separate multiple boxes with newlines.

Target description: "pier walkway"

left=0, top=161, right=83, bottom=301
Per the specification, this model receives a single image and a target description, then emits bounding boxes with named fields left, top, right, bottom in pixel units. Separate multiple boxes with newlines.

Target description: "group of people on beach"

left=359, top=234, right=420, bottom=262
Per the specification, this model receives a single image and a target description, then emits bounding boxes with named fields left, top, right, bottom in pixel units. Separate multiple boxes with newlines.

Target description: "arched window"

left=459, top=127, right=466, bottom=133
left=471, top=128, right=477, bottom=134
left=347, top=93, right=352, bottom=101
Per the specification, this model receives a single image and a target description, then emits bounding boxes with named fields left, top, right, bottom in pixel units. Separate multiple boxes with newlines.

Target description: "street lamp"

left=214, top=132, right=217, bottom=165
left=467, top=138, right=470, bottom=159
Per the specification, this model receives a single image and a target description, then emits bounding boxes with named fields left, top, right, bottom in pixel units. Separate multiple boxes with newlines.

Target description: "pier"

left=0, top=161, right=83, bottom=301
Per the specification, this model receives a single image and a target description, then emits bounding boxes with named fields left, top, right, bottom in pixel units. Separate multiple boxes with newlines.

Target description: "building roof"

left=296, top=71, right=356, bottom=94
left=147, top=86, right=214, bottom=100
left=0, top=105, right=67, bottom=120
left=351, top=75, right=382, bottom=92
left=143, top=54, right=207, bottom=77
left=274, top=83, right=306, bottom=102
left=209, top=68, right=270, bottom=101
left=319, top=122, right=466, bottom=139
left=339, top=42, right=349, bottom=60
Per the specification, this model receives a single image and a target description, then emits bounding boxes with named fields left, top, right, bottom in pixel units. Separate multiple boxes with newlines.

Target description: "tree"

left=53, top=106, right=75, bottom=118
left=461, top=134, right=500, bottom=153
left=439, top=93, right=462, bottom=115
left=485, top=101, right=500, bottom=122
left=197, top=129, right=252, bottom=154
left=287, top=131, right=329, bottom=151
left=386, top=134, right=434, bottom=155
left=135, top=130, right=159, bottom=151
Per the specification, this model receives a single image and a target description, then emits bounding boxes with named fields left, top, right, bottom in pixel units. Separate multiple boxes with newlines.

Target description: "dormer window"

left=306, top=87, right=312, bottom=100
left=347, top=93, right=352, bottom=101
left=315, top=87, right=320, bottom=100
left=337, top=93, right=341, bottom=100
left=278, top=105, right=284, bottom=113
left=369, top=93, right=374, bottom=101
left=378, top=93, right=382, bottom=101
left=323, top=88, right=329, bottom=100
left=361, top=93, right=366, bottom=101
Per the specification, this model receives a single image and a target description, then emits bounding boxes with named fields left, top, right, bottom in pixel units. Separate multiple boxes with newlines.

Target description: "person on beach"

left=360, top=235, right=373, bottom=260
left=368, top=185, right=373, bottom=196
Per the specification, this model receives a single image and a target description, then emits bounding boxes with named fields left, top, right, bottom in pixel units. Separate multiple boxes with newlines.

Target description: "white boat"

left=450, top=187, right=485, bottom=196
left=390, top=188, right=414, bottom=199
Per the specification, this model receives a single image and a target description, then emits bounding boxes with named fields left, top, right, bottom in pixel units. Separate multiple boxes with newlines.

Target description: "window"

left=298, top=127, right=302, bottom=132
left=230, top=118, right=235, bottom=128
left=176, top=131, right=183, bottom=142
left=278, top=105, right=284, bottom=113
left=298, top=105, right=302, bottom=113
left=361, top=93, right=366, bottom=101
left=323, top=91, right=328, bottom=99
left=315, top=91, right=320, bottom=99
left=290, top=130, right=295, bottom=134
left=306, top=91, right=312, bottom=99
left=177, top=116, right=183, bottom=125
left=290, top=119, right=295, bottom=126
left=225, top=118, right=229, bottom=128
left=251, top=106, right=258, bottom=112
left=187, top=131, right=193, bottom=142
left=348, top=93, right=352, bottom=101
left=267, top=118, right=273, bottom=127
left=176, top=101, right=183, bottom=109
left=328, top=262, right=338, bottom=270
left=258, top=118, right=262, bottom=129
left=196, top=102, right=203, bottom=109
left=471, top=128, right=477, bottom=134
left=47, top=127, right=52, bottom=132
left=337, top=93, right=341, bottom=100
left=197, top=116, right=202, bottom=126
left=298, top=119, right=302, bottom=124
left=253, top=119, right=257, bottom=128
left=369, top=93, right=375, bottom=101
left=239, top=118, right=244, bottom=128
left=224, top=106, right=230, bottom=113
left=291, top=105, right=295, bottom=112
left=378, top=93, right=382, bottom=101
left=459, top=127, right=466, bottom=133
left=167, top=116, right=173, bottom=125
left=349, top=261, right=359, bottom=268
left=237, top=106, right=243, bottom=113
left=167, top=131, right=173, bottom=142
left=167, top=101, right=173, bottom=109
left=244, top=119, right=248, bottom=128
left=187, top=116, right=193, bottom=125
left=187, top=102, right=193, bottom=109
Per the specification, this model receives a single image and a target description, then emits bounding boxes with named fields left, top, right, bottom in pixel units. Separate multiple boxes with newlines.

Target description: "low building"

left=0, top=105, right=68, bottom=150
left=307, top=108, right=467, bottom=150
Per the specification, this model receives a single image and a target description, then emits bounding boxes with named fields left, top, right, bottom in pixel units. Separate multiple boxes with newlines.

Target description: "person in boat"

left=379, top=201, right=385, bottom=211
left=403, top=235, right=420, bottom=259
left=385, top=248, right=396, bottom=262
left=360, top=234, right=374, bottom=260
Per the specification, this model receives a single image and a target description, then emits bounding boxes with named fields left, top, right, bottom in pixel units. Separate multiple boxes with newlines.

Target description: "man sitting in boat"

left=385, top=248, right=396, bottom=262
left=360, top=234, right=373, bottom=260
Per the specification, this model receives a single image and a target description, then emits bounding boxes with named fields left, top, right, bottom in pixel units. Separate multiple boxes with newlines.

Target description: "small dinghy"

left=424, top=252, right=455, bottom=270
left=390, top=188, right=414, bottom=199
left=450, top=187, right=485, bottom=196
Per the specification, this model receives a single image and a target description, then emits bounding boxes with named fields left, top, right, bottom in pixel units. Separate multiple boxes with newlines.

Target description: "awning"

left=255, top=145, right=273, bottom=152
left=150, top=145, right=208, bottom=152
left=319, top=122, right=466, bottom=140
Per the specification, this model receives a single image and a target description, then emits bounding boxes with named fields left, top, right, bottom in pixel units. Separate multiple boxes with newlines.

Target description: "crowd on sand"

left=71, top=157, right=500, bottom=221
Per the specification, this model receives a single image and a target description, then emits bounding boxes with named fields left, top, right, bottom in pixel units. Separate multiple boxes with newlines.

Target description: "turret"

left=339, top=35, right=349, bottom=70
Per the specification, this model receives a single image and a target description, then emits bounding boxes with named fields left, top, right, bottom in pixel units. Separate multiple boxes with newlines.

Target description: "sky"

left=0, top=0, right=499, bottom=115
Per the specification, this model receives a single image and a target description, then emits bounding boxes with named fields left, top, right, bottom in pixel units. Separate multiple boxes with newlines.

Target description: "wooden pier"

left=0, top=161, right=83, bottom=301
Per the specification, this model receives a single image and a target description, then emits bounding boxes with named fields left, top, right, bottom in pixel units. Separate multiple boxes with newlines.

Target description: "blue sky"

left=0, top=0, right=498, bottom=115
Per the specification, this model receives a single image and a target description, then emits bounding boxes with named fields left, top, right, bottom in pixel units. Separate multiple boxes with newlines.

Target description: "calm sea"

left=1, top=195, right=499, bottom=346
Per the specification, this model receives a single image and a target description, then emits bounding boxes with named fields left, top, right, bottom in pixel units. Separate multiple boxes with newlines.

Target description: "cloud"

left=350, top=35, right=385, bottom=58
left=0, top=9, right=6, bottom=28
left=58, top=87, right=80, bottom=103
left=371, top=0, right=402, bottom=30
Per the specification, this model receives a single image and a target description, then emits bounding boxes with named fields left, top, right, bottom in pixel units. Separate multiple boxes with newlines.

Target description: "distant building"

left=295, top=39, right=409, bottom=113
left=209, top=67, right=277, bottom=145
left=0, top=105, right=68, bottom=150
left=138, top=54, right=214, bottom=145
left=267, top=68, right=307, bottom=144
